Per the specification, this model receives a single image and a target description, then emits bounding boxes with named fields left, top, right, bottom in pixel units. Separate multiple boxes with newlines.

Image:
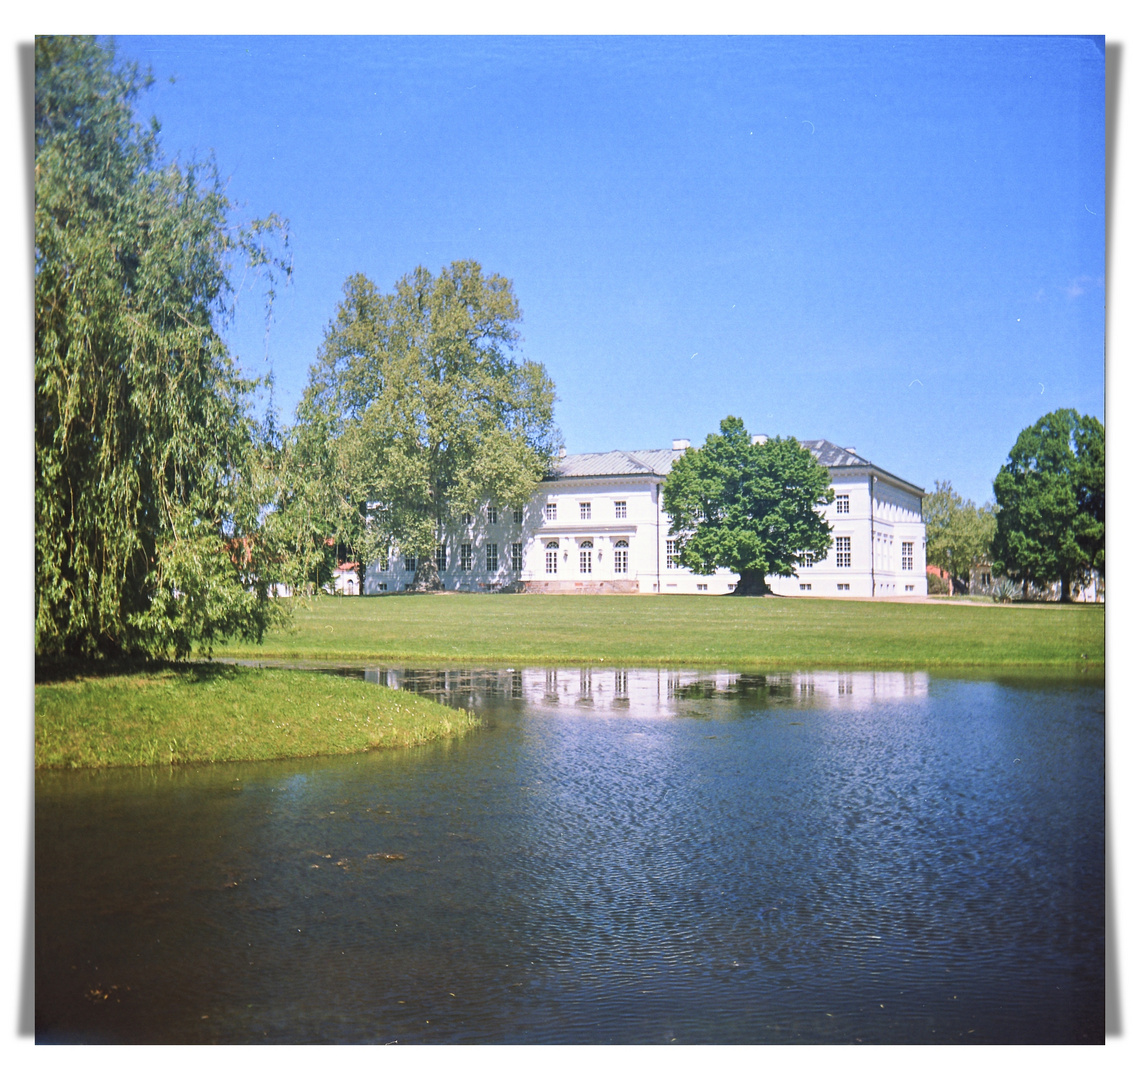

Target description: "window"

left=697, top=583, right=708, bottom=591
left=378, top=583, right=387, bottom=592
left=800, top=583, right=812, bottom=591
left=488, top=506, right=498, bottom=525
left=579, top=540, right=593, bottom=574
left=460, top=544, right=472, bottom=571
left=614, top=539, right=628, bottom=575
left=513, top=508, right=523, bottom=524
left=836, top=494, right=850, bottom=513
left=512, top=542, right=523, bottom=573
left=905, top=584, right=915, bottom=592
left=614, top=500, right=627, bottom=519
left=545, top=541, right=559, bottom=574
left=837, top=583, right=850, bottom=591
left=666, top=539, right=680, bottom=570
left=901, top=541, right=914, bottom=571
left=436, top=544, right=446, bottom=570
left=486, top=543, right=498, bottom=572
left=580, top=501, right=591, bottom=520
left=463, top=511, right=473, bottom=526
left=545, top=502, right=557, bottom=522
left=798, top=552, right=814, bottom=568
left=379, top=552, right=389, bottom=572
left=404, top=555, right=416, bottom=572
left=835, top=536, right=851, bottom=568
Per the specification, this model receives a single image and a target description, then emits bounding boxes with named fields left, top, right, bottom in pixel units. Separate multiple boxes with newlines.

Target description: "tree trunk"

left=1059, top=571, right=1073, bottom=603
left=732, top=569, right=772, bottom=596
left=409, top=557, right=443, bottom=593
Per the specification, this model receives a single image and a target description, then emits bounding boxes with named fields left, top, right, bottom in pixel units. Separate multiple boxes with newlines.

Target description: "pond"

left=35, top=666, right=1104, bottom=1044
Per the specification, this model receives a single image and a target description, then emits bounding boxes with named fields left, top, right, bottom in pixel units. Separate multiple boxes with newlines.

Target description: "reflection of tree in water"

left=671, top=673, right=796, bottom=706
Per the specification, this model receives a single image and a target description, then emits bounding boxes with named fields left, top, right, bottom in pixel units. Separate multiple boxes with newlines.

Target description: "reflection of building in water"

left=365, top=666, right=928, bottom=716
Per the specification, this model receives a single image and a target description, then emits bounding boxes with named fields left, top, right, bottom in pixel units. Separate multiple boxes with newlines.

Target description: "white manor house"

left=358, top=437, right=928, bottom=598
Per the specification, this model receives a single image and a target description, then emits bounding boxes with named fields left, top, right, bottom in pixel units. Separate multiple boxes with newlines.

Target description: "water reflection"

left=37, top=668, right=1103, bottom=1045
left=357, top=666, right=929, bottom=718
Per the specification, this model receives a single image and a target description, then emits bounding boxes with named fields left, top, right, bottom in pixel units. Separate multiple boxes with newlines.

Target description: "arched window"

left=545, top=540, right=559, bottom=575
left=579, top=540, right=593, bottom=575
left=614, top=539, right=629, bottom=575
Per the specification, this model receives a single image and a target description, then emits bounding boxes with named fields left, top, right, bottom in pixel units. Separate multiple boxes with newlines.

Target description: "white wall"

left=359, top=466, right=926, bottom=597
left=523, top=477, right=737, bottom=593
left=363, top=503, right=530, bottom=593
left=768, top=472, right=927, bottom=598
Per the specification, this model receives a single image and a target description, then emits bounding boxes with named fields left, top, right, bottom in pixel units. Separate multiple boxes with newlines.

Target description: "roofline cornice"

left=541, top=473, right=666, bottom=483
left=541, top=448, right=924, bottom=495
left=828, top=464, right=925, bottom=498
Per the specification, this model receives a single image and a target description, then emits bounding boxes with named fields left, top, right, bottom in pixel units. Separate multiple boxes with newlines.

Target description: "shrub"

left=992, top=579, right=1019, bottom=603
left=926, top=571, right=949, bottom=595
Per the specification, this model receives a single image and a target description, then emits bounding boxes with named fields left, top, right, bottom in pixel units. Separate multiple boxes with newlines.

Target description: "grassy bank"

left=218, top=593, right=1104, bottom=669
left=35, top=664, right=480, bottom=770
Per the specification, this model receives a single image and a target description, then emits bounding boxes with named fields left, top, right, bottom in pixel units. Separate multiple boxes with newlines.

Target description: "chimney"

left=751, top=433, right=768, bottom=444
left=672, top=438, right=690, bottom=450
left=558, top=447, right=567, bottom=458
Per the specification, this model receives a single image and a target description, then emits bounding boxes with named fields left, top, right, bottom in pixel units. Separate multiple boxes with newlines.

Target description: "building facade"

left=361, top=438, right=927, bottom=597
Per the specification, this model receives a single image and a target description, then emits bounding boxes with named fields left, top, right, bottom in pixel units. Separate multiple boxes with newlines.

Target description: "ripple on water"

left=36, top=668, right=1104, bottom=1044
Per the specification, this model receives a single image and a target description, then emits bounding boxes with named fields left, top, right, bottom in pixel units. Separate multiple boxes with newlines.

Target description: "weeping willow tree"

left=286, top=263, right=560, bottom=591
left=35, top=36, right=291, bottom=660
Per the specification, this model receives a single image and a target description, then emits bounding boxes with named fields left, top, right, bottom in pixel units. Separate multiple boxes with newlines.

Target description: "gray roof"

left=799, top=439, right=872, bottom=468
left=546, top=438, right=922, bottom=494
left=549, top=448, right=683, bottom=479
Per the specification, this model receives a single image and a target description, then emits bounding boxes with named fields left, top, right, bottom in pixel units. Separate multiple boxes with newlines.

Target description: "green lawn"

left=218, top=593, right=1104, bottom=669
left=35, top=664, right=479, bottom=770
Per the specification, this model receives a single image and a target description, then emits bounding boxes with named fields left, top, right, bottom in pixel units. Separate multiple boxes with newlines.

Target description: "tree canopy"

left=990, top=409, right=1105, bottom=601
left=662, top=417, right=833, bottom=595
left=285, top=263, right=560, bottom=589
left=35, top=36, right=291, bottom=660
left=923, top=480, right=997, bottom=593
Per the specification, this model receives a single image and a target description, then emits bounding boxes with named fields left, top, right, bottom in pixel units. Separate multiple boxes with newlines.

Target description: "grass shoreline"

left=34, top=664, right=480, bottom=771
left=35, top=594, right=1103, bottom=771
left=218, top=593, right=1104, bottom=669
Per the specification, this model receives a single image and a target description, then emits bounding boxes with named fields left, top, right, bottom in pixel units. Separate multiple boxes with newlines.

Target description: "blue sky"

left=112, top=34, right=1105, bottom=506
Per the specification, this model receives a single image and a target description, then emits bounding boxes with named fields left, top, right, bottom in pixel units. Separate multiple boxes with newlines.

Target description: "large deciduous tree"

left=923, top=480, right=997, bottom=594
left=35, top=36, right=291, bottom=660
left=662, top=417, right=833, bottom=596
left=991, top=409, right=1105, bottom=601
left=291, top=263, right=560, bottom=590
